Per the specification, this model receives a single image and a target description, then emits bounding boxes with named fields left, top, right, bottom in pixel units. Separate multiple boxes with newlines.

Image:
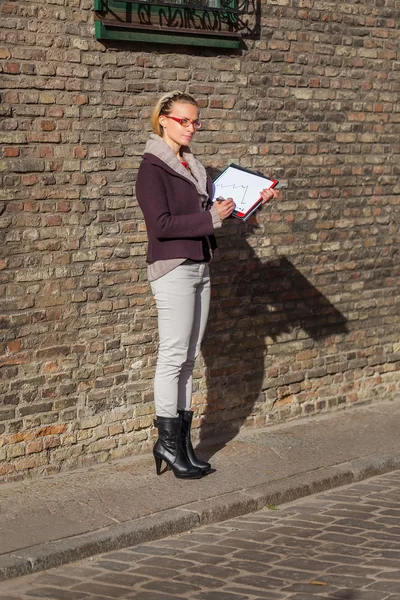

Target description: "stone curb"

left=1, top=450, right=399, bottom=582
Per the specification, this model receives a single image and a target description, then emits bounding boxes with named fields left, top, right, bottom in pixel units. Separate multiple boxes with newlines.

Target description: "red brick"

left=7, top=340, right=22, bottom=353
left=3, top=62, right=20, bottom=74
left=40, top=120, right=56, bottom=131
left=36, top=425, right=67, bottom=437
left=3, top=147, right=19, bottom=157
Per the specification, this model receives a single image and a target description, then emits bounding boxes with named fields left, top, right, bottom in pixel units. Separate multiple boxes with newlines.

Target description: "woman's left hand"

left=246, top=187, right=280, bottom=225
left=260, top=187, right=278, bottom=205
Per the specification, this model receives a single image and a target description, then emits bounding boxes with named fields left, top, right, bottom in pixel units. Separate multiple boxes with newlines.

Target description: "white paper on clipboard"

left=212, top=164, right=277, bottom=220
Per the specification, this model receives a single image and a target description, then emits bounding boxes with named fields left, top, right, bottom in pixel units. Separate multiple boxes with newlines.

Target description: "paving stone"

left=318, top=573, right=377, bottom=588
left=273, top=536, right=320, bottom=549
left=28, top=573, right=81, bottom=587
left=228, top=520, right=273, bottom=531
left=366, top=581, right=400, bottom=593
left=221, top=530, right=277, bottom=543
left=345, top=593, right=390, bottom=600
left=125, top=593, right=178, bottom=600
left=275, top=595, right=332, bottom=600
left=372, top=550, right=400, bottom=559
left=380, top=510, right=400, bottom=517
left=317, top=553, right=365, bottom=566
left=98, top=551, right=142, bottom=562
left=234, top=514, right=277, bottom=524
left=266, top=568, right=317, bottom=582
left=280, top=518, right=332, bottom=530
left=179, top=552, right=226, bottom=565
left=173, top=573, right=226, bottom=589
left=375, top=517, right=400, bottom=526
left=223, top=588, right=287, bottom=599
left=334, top=519, right=385, bottom=531
left=363, top=540, right=400, bottom=550
left=197, top=525, right=233, bottom=534
left=215, top=538, right=269, bottom=550
left=136, top=556, right=196, bottom=569
left=189, top=565, right=241, bottom=580
left=232, top=574, right=286, bottom=590
left=92, top=560, right=132, bottom=572
left=192, top=592, right=249, bottom=600
left=324, top=510, right=381, bottom=519
left=141, top=579, right=201, bottom=595
left=129, top=545, right=181, bottom=556
left=226, top=559, right=274, bottom=574
left=287, top=593, right=385, bottom=600
left=282, top=582, right=340, bottom=595
left=26, top=588, right=89, bottom=600
left=374, top=570, right=400, bottom=580
left=362, top=531, right=400, bottom=543
left=231, top=549, right=279, bottom=564
left=192, top=544, right=238, bottom=556
left=275, top=557, right=333, bottom=572
left=319, top=543, right=372, bottom=558
left=71, top=582, right=130, bottom=598
left=173, top=534, right=221, bottom=544
left=326, top=565, right=381, bottom=577
left=316, top=532, right=368, bottom=545
left=93, top=572, right=149, bottom=587
left=132, top=565, right=179, bottom=579
left=363, top=558, right=400, bottom=568
left=149, top=539, right=199, bottom=550
left=84, top=597, right=129, bottom=600
left=264, top=544, right=317, bottom=559
left=266, top=526, right=318, bottom=538
left=325, top=524, right=372, bottom=536
left=46, top=567, right=104, bottom=579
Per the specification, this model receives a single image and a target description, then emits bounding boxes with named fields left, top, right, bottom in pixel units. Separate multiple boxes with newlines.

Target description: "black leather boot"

left=178, top=410, right=211, bottom=473
left=153, top=416, right=205, bottom=479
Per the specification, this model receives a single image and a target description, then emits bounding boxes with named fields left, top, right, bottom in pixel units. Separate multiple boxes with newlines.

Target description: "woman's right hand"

left=214, top=197, right=235, bottom=221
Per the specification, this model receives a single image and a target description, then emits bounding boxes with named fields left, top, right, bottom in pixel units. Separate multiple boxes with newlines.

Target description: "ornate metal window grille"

left=128, top=0, right=248, bottom=15
left=94, top=0, right=256, bottom=48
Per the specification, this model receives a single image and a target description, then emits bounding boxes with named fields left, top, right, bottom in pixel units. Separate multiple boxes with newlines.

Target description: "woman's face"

left=159, top=102, right=199, bottom=151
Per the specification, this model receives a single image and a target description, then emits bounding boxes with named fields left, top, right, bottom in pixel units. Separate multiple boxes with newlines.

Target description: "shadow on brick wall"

left=197, top=220, right=348, bottom=459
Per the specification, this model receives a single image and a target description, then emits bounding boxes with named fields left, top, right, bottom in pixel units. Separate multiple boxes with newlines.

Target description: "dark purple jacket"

left=136, top=153, right=218, bottom=263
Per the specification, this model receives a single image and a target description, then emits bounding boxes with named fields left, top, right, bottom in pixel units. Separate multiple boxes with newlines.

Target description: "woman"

left=136, top=91, right=276, bottom=479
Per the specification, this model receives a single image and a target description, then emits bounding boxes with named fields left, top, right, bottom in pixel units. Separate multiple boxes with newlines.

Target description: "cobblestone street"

left=1, top=470, right=400, bottom=600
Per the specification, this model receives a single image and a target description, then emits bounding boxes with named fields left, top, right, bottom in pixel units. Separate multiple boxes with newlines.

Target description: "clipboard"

left=212, top=163, right=278, bottom=221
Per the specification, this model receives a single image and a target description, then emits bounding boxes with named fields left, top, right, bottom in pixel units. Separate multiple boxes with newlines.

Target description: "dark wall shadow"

left=330, top=591, right=357, bottom=599
left=197, top=218, right=348, bottom=459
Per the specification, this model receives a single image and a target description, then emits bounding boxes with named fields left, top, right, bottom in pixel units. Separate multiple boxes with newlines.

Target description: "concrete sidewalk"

left=0, top=400, right=399, bottom=582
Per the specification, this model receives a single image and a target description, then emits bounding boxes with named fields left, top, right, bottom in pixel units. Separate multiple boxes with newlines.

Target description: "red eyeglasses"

left=164, top=115, right=202, bottom=130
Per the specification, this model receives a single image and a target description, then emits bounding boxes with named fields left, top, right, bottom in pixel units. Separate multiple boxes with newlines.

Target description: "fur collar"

left=144, top=134, right=208, bottom=203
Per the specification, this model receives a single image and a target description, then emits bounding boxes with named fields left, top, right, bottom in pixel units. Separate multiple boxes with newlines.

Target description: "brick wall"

left=0, top=0, right=399, bottom=482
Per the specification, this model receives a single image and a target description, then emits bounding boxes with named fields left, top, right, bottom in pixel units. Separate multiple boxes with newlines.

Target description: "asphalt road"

left=1, top=470, right=400, bottom=600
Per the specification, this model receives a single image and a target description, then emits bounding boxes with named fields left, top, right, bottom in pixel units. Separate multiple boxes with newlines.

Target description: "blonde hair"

left=152, top=90, right=198, bottom=137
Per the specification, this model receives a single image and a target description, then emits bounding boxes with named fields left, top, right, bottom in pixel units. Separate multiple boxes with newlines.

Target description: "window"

left=94, top=0, right=252, bottom=48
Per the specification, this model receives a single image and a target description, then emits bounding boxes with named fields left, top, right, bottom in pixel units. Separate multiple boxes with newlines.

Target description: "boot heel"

left=154, top=454, right=163, bottom=475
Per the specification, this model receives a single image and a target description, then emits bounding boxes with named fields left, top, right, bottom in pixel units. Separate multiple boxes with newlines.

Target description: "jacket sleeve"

left=136, top=160, right=215, bottom=240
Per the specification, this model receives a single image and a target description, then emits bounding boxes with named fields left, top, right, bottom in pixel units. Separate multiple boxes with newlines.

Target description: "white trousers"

left=150, top=262, right=211, bottom=418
